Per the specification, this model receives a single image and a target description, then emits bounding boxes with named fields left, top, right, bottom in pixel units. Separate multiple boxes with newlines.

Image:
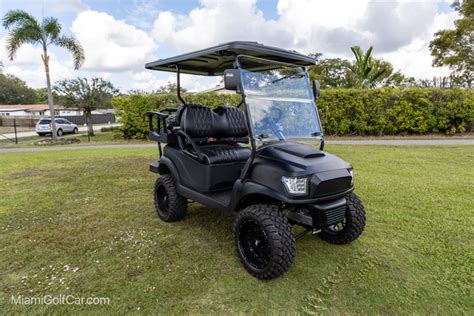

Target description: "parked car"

left=36, top=118, right=79, bottom=136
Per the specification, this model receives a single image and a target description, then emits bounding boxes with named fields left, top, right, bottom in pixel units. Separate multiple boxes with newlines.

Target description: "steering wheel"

left=259, top=107, right=284, bottom=139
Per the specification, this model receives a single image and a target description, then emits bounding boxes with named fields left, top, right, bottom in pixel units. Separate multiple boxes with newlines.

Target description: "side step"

left=177, top=184, right=233, bottom=212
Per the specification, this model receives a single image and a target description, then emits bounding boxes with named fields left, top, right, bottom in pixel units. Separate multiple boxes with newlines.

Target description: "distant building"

left=0, top=104, right=114, bottom=117
left=198, top=85, right=234, bottom=94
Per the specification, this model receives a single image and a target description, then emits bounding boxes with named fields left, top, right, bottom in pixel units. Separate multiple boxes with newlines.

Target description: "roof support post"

left=174, top=65, right=186, bottom=106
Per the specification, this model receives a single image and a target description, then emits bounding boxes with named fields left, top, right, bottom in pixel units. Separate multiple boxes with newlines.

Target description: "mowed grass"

left=0, top=145, right=472, bottom=314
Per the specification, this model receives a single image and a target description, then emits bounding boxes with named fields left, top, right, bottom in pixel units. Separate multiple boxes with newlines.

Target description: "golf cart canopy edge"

left=145, top=41, right=316, bottom=75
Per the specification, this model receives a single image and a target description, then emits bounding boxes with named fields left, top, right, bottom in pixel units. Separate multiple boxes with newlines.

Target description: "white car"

left=36, top=118, right=79, bottom=136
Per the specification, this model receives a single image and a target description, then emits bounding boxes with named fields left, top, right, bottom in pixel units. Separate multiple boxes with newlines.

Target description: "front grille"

left=325, top=205, right=346, bottom=225
left=313, top=177, right=351, bottom=197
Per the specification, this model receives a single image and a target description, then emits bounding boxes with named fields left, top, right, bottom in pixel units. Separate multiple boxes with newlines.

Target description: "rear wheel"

left=154, top=174, right=187, bottom=222
left=319, top=192, right=366, bottom=244
left=73, top=127, right=78, bottom=134
left=234, top=204, right=296, bottom=279
left=57, top=129, right=63, bottom=137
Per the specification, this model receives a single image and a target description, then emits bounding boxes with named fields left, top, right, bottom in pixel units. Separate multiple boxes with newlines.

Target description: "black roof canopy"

left=145, top=41, right=315, bottom=76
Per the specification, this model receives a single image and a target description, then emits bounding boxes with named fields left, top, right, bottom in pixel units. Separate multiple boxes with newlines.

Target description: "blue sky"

left=0, top=0, right=459, bottom=92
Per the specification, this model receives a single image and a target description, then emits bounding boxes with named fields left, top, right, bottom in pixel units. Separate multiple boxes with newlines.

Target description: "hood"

left=257, top=141, right=351, bottom=174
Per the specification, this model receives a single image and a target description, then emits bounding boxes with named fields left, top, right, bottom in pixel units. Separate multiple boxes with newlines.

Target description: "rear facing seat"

left=178, top=104, right=250, bottom=164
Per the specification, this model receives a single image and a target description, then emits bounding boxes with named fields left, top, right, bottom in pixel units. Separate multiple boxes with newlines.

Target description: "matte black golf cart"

left=145, top=42, right=366, bottom=279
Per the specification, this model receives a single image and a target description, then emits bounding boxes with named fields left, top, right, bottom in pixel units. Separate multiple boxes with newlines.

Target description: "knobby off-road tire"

left=154, top=175, right=187, bottom=222
left=234, top=204, right=296, bottom=279
left=319, top=192, right=366, bottom=244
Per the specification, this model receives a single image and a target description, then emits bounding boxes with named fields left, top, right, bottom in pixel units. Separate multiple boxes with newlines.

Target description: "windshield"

left=240, top=67, right=322, bottom=143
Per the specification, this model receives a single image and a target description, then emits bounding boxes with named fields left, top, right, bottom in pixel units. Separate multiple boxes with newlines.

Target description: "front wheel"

left=154, top=174, right=187, bottom=222
left=73, top=127, right=78, bottom=134
left=319, top=192, right=366, bottom=245
left=234, top=204, right=296, bottom=279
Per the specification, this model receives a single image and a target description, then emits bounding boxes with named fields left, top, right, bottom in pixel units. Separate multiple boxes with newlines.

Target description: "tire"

left=234, top=204, right=296, bottom=279
left=37, top=133, right=46, bottom=136
left=319, top=192, right=366, bottom=245
left=73, top=127, right=78, bottom=134
left=57, top=129, right=63, bottom=137
left=154, top=174, right=187, bottom=222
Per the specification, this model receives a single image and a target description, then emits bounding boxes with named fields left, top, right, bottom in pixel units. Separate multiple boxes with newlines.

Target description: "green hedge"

left=318, top=88, right=473, bottom=135
left=113, top=88, right=473, bottom=138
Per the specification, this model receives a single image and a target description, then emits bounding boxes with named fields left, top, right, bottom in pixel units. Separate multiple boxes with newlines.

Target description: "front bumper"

left=286, top=197, right=347, bottom=228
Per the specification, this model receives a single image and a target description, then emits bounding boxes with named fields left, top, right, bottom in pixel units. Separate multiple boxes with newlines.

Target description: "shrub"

left=317, top=88, right=473, bottom=135
left=113, top=88, right=473, bottom=138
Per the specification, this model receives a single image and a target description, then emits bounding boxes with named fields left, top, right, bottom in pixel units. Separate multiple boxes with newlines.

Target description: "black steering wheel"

left=259, top=107, right=284, bottom=140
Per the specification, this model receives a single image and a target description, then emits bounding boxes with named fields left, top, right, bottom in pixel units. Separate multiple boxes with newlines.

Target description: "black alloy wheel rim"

left=156, top=185, right=169, bottom=215
left=238, top=219, right=271, bottom=270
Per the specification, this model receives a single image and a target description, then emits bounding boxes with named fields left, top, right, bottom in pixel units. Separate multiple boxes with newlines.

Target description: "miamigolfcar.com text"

left=11, top=294, right=110, bottom=305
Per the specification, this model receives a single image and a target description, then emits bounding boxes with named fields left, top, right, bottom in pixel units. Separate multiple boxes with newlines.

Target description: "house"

left=0, top=104, right=83, bottom=117
left=198, top=85, right=235, bottom=94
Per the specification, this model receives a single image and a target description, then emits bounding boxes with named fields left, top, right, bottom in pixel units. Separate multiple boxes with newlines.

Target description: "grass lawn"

left=0, top=145, right=472, bottom=314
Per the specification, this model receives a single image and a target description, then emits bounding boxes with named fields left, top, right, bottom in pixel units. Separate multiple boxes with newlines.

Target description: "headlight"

left=349, top=169, right=354, bottom=186
left=281, top=176, right=308, bottom=195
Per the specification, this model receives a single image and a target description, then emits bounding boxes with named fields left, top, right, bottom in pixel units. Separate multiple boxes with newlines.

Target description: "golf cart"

left=145, top=42, right=365, bottom=279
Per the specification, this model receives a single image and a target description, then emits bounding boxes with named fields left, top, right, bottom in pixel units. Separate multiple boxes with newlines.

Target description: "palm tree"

left=3, top=10, right=84, bottom=140
left=347, top=46, right=388, bottom=88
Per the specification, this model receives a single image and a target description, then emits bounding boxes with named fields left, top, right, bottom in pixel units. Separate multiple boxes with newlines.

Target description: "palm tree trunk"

left=85, top=110, right=94, bottom=136
left=42, top=46, right=57, bottom=141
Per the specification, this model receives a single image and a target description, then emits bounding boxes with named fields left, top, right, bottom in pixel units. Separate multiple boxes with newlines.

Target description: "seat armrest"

left=177, top=130, right=205, bottom=163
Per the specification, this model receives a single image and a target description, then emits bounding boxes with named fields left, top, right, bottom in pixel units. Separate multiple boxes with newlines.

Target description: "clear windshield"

left=240, top=67, right=322, bottom=143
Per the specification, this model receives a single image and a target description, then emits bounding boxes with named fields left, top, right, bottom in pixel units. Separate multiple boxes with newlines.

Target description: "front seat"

left=178, top=104, right=251, bottom=164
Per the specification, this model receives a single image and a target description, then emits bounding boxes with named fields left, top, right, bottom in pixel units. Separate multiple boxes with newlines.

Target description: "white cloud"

left=0, top=36, right=45, bottom=66
left=71, top=10, right=157, bottom=72
left=130, top=71, right=219, bottom=92
left=3, top=60, right=74, bottom=88
left=151, top=0, right=291, bottom=51
left=359, top=1, right=438, bottom=52
left=0, top=35, right=83, bottom=88
left=150, top=0, right=460, bottom=79
left=379, top=9, right=458, bottom=79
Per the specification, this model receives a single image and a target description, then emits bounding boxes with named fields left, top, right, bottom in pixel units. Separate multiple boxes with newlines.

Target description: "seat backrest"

left=180, top=104, right=248, bottom=139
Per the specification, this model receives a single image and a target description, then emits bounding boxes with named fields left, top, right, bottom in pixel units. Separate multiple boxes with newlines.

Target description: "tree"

left=429, top=0, right=473, bottom=87
left=347, top=46, right=390, bottom=88
left=0, top=73, right=37, bottom=104
left=155, top=82, right=187, bottom=94
left=54, top=77, right=118, bottom=136
left=3, top=10, right=84, bottom=140
left=308, top=50, right=409, bottom=88
left=34, top=87, right=50, bottom=103
left=308, top=54, right=352, bottom=88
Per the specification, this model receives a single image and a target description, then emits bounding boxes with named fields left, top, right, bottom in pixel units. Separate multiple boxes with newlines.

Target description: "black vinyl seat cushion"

left=198, top=144, right=250, bottom=164
left=179, top=104, right=250, bottom=164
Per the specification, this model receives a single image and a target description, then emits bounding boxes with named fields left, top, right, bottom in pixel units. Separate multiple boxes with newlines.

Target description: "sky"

left=0, top=0, right=460, bottom=92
